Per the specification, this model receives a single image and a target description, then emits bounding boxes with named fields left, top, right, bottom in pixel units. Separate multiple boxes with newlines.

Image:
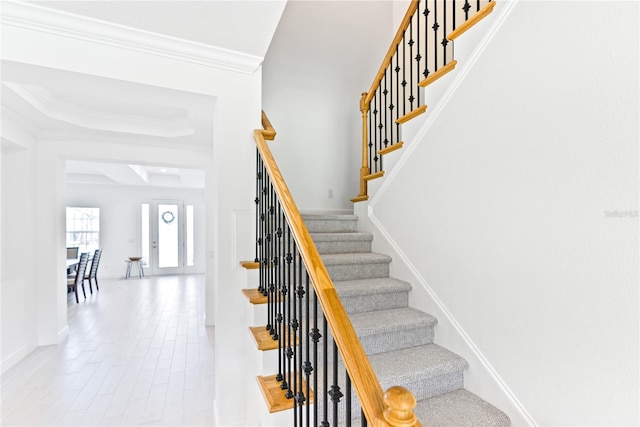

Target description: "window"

left=66, top=207, right=100, bottom=254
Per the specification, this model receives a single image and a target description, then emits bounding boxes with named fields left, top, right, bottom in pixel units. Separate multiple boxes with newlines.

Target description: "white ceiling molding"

left=4, top=82, right=195, bottom=137
left=1, top=1, right=264, bottom=74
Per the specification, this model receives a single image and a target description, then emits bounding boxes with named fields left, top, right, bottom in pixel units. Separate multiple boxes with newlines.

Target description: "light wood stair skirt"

left=352, top=0, right=497, bottom=202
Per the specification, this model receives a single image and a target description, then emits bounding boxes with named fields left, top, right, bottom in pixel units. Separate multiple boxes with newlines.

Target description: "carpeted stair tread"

left=333, top=277, right=412, bottom=297
left=414, top=389, right=511, bottom=426
left=321, top=252, right=391, bottom=265
left=369, top=344, right=468, bottom=400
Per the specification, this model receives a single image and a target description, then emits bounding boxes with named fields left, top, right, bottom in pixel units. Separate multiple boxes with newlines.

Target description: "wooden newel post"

left=352, top=92, right=370, bottom=202
left=383, top=386, right=418, bottom=427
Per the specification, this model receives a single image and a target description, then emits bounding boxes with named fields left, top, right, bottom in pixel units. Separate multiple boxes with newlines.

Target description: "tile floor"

left=1, top=274, right=215, bottom=426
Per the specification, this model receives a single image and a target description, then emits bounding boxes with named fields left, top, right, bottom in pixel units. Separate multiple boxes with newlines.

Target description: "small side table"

left=125, top=259, right=145, bottom=279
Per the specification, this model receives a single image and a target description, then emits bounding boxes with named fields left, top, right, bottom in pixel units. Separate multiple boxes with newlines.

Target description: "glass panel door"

left=151, top=200, right=185, bottom=275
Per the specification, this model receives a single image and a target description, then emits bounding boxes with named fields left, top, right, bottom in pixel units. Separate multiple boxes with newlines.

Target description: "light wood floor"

left=1, top=274, right=215, bottom=426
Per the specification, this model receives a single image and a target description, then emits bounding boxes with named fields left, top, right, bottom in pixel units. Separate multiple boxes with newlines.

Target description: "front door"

left=151, top=200, right=185, bottom=275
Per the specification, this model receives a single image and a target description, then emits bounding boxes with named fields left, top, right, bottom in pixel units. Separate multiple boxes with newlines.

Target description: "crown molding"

left=1, top=1, right=264, bottom=74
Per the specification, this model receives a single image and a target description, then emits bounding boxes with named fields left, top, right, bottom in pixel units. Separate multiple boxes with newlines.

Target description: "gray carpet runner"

left=303, top=214, right=510, bottom=426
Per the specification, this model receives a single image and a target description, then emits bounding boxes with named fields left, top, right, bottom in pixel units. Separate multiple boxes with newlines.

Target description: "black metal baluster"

left=408, top=17, right=414, bottom=111
left=372, top=93, right=378, bottom=173
left=368, top=101, right=374, bottom=176
left=383, top=72, right=388, bottom=151
left=453, top=0, right=456, bottom=31
left=416, top=5, right=421, bottom=106
left=311, top=290, right=320, bottom=426
left=346, top=372, right=352, bottom=427
left=402, top=29, right=407, bottom=118
left=443, top=0, right=449, bottom=64
left=477, top=0, right=481, bottom=12
left=285, top=242, right=295, bottom=399
left=395, top=45, right=400, bottom=143
left=423, top=1, right=431, bottom=80
left=303, top=272, right=312, bottom=426
left=463, top=0, right=471, bottom=21
left=295, top=267, right=306, bottom=424
left=361, top=409, right=367, bottom=427
left=321, top=316, right=329, bottom=427
left=266, top=182, right=274, bottom=335
left=255, top=150, right=260, bottom=264
left=329, top=342, right=343, bottom=427
left=376, top=86, right=382, bottom=172
left=434, top=0, right=439, bottom=70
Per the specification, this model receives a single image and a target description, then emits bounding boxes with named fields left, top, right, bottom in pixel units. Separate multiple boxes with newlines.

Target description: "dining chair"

left=66, top=247, right=79, bottom=260
left=67, top=252, right=89, bottom=303
left=85, top=248, right=102, bottom=294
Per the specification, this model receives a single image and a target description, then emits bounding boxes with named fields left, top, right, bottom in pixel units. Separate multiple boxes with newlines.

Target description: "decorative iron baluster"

left=415, top=4, right=421, bottom=106
left=402, top=28, right=407, bottom=118
left=285, top=242, right=294, bottom=399
left=266, top=183, right=274, bottom=335
left=329, top=341, right=343, bottom=426
left=442, top=0, right=449, bottom=64
left=395, top=45, right=401, bottom=143
left=423, top=0, right=431, bottom=79
left=453, top=0, right=456, bottom=33
left=303, top=272, right=312, bottom=426
left=321, top=316, right=329, bottom=427
left=372, top=92, right=379, bottom=173
left=346, top=371, right=352, bottom=427
left=368, top=98, right=374, bottom=175
left=383, top=72, right=388, bottom=151
left=408, top=16, right=414, bottom=111
left=255, top=150, right=260, bottom=264
left=311, top=289, right=321, bottom=426
left=361, top=409, right=368, bottom=427
left=433, top=0, right=439, bottom=71
left=376, top=85, right=382, bottom=172
left=294, top=265, right=306, bottom=423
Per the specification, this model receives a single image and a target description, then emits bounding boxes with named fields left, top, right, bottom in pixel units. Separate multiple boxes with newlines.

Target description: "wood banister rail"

left=255, top=112, right=419, bottom=426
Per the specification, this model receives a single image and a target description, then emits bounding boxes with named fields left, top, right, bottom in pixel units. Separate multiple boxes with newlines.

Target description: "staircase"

left=304, top=213, right=510, bottom=425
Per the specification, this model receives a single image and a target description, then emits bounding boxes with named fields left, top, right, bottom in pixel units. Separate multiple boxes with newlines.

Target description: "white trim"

left=1, top=1, right=264, bottom=75
left=1, top=344, right=36, bottom=375
left=369, top=1, right=537, bottom=425
left=58, top=325, right=69, bottom=342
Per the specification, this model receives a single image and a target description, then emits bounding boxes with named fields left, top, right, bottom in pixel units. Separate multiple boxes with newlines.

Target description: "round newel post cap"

left=383, top=386, right=418, bottom=427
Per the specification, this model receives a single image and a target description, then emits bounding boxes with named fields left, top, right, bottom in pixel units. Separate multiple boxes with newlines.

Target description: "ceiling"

left=1, top=0, right=287, bottom=189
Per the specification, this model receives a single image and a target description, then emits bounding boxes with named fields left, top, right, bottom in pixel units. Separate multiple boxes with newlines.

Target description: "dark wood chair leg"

left=74, top=285, right=79, bottom=304
left=95, top=278, right=99, bottom=291
left=81, top=280, right=86, bottom=298
left=88, top=278, right=93, bottom=294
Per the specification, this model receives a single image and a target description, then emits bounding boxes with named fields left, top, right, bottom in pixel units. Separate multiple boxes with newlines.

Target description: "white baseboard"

left=1, top=344, right=36, bottom=375
left=58, top=325, right=69, bottom=342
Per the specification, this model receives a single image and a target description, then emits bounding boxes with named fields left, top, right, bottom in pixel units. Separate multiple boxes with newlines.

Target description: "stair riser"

left=304, top=219, right=358, bottom=233
left=314, top=240, right=372, bottom=254
left=340, top=292, right=409, bottom=314
left=359, top=326, right=434, bottom=355
left=325, top=263, right=389, bottom=281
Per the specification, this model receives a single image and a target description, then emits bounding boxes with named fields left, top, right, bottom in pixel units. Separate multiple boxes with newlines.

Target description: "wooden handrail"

left=364, top=0, right=420, bottom=105
left=255, top=112, right=419, bottom=426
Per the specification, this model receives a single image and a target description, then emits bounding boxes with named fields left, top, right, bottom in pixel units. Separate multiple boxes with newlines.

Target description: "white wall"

left=262, top=1, right=394, bottom=213
left=2, top=14, right=263, bottom=426
left=368, top=1, right=639, bottom=425
left=1, top=144, right=39, bottom=372
left=66, top=183, right=206, bottom=279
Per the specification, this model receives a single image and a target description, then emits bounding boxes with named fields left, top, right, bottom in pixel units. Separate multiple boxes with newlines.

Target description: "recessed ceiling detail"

left=4, top=82, right=195, bottom=138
